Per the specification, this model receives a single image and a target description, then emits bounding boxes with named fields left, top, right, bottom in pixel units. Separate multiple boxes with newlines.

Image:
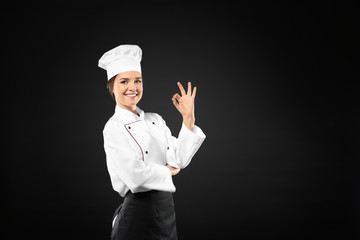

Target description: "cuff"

left=180, top=122, right=206, bottom=140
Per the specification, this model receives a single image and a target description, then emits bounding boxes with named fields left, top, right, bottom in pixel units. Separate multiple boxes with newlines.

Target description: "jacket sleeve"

left=103, top=121, right=175, bottom=194
left=161, top=117, right=206, bottom=169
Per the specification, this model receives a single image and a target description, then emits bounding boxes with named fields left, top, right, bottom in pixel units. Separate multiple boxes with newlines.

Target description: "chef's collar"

left=115, top=105, right=144, bottom=123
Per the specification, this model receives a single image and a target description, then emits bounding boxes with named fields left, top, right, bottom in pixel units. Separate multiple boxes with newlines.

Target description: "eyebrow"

left=119, top=77, right=142, bottom=80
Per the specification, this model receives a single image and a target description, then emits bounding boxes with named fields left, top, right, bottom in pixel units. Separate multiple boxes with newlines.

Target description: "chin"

left=126, top=102, right=137, bottom=106
left=128, top=98, right=141, bottom=105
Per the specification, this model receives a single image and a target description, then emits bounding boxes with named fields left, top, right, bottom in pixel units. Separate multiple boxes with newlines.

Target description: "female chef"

left=98, top=44, right=206, bottom=240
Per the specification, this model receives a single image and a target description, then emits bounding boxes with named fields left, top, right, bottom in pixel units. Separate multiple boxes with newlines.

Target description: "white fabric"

left=112, top=215, right=117, bottom=228
left=103, top=105, right=206, bottom=197
left=98, top=44, right=142, bottom=80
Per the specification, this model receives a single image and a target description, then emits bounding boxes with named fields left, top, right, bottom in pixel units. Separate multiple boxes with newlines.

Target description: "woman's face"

left=113, top=71, right=143, bottom=110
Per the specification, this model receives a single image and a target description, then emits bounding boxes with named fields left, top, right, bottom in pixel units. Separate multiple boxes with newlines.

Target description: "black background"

left=3, top=1, right=359, bottom=239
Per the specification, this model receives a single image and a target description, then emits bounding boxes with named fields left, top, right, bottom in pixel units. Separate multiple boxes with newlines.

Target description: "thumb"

left=172, top=97, right=179, bottom=109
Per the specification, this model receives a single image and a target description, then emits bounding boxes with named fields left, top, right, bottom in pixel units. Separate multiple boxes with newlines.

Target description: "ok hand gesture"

left=172, top=82, right=197, bottom=119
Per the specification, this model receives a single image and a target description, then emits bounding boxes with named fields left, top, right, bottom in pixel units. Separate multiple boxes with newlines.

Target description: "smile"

left=124, top=93, right=138, bottom=98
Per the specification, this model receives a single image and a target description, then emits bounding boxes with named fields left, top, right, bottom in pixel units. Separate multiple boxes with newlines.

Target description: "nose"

left=128, top=82, right=137, bottom=92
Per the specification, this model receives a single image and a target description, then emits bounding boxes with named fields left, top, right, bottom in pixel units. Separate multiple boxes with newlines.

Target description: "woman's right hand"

left=166, top=164, right=181, bottom=176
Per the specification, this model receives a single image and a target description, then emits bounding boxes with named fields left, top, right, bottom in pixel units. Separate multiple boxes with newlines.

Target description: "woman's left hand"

left=166, top=164, right=181, bottom=176
left=172, top=82, right=197, bottom=120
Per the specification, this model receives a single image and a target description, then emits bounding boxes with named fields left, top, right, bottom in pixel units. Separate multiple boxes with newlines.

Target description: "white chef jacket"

left=103, top=105, right=206, bottom=197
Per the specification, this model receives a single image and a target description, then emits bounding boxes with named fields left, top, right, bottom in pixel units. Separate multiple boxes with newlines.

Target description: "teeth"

left=125, top=94, right=137, bottom=97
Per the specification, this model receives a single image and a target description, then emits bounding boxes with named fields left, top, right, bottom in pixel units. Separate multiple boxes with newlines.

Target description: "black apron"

left=111, top=190, right=177, bottom=240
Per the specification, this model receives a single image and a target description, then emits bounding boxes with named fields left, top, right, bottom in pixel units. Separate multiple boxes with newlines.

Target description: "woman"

left=99, top=44, right=206, bottom=240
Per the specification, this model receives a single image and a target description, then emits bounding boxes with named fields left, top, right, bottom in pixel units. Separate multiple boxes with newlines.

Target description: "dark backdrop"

left=3, top=1, right=359, bottom=239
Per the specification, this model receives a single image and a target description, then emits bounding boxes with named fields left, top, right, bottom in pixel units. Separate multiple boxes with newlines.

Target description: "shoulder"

left=103, top=114, right=125, bottom=134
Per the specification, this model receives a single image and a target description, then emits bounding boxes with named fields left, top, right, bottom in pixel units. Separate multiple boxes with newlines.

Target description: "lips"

left=124, top=93, right=138, bottom=99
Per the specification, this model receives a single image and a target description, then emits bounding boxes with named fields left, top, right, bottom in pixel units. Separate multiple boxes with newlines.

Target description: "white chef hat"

left=98, top=44, right=142, bottom=80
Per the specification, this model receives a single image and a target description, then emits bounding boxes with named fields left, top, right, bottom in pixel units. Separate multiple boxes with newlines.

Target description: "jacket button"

left=128, top=126, right=131, bottom=129
left=145, top=151, right=148, bottom=154
left=152, top=122, right=155, bottom=124
left=167, top=147, right=169, bottom=150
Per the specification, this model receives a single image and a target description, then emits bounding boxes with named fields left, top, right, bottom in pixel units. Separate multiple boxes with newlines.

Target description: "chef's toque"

left=98, top=44, right=142, bottom=80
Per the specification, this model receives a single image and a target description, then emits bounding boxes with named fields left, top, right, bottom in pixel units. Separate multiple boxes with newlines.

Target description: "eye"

left=135, top=80, right=142, bottom=84
left=120, top=80, right=127, bottom=84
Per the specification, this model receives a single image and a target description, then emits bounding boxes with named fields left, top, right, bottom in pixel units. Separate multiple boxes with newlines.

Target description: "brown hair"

left=106, top=75, right=116, bottom=100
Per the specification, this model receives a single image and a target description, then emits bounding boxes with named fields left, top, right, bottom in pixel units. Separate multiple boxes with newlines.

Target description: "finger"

left=173, top=93, right=181, bottom=99
left=187, top=82, right=192, bottom=96
left=177, top=82, right=186, bottom=96
left=192, top=86, right=197, bottom=99
left=171, top=96, right=179, bottom=108
left=172, top=100, right=179, bottom=111
left=172, top=93, right=181, bottom=104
